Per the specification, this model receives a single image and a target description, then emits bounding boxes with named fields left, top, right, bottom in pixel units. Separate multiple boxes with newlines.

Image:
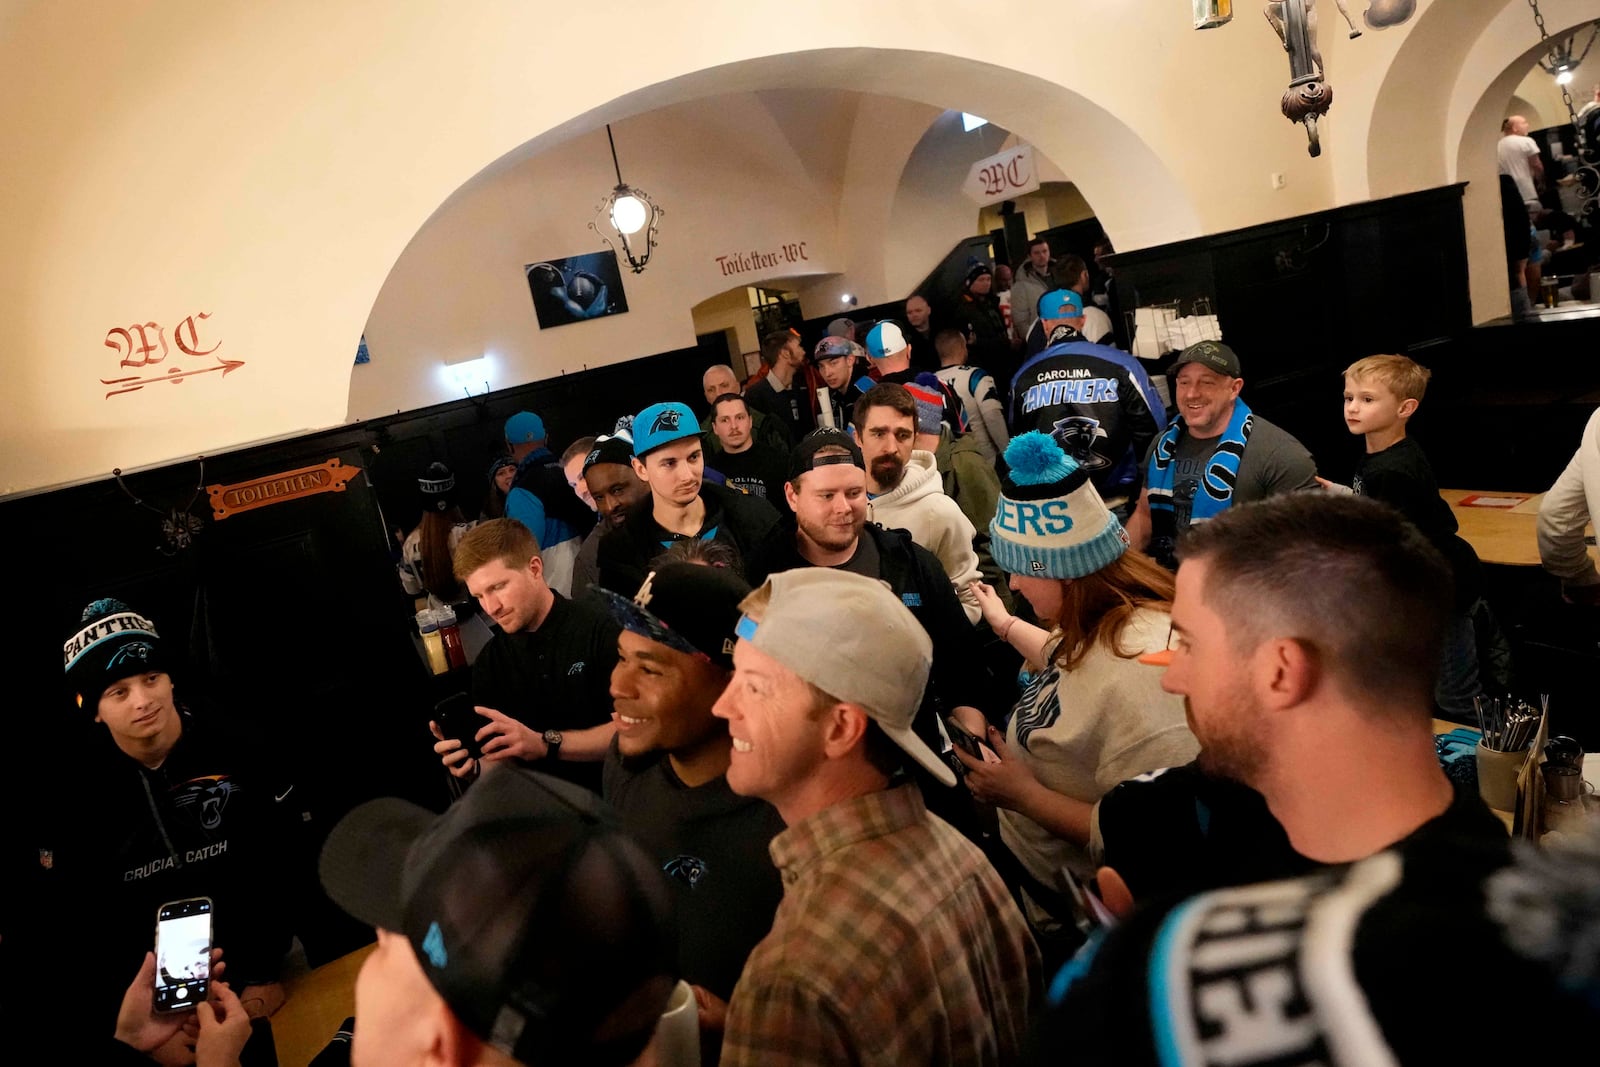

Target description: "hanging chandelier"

left=588, top=123, right=663, bottom=274
left=1532, top=13, right=1597, bottom=87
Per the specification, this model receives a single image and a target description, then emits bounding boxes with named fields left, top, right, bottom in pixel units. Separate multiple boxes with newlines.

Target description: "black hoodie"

left=596, top=480, right=781, bottom=594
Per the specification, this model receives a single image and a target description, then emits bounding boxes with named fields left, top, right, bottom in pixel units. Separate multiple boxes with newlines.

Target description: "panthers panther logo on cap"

left=651, top=408, right=682, bottom=435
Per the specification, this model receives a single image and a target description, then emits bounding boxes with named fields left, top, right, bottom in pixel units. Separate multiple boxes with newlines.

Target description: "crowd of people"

left=33, top=241, right=1600, bottom=1066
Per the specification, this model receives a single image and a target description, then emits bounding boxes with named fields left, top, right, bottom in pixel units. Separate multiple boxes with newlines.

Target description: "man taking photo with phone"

left=431, top=518, right=619, bottom=793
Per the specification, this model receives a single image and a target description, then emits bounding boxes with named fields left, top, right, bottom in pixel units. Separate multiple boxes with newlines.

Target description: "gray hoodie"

left=868, top=449, right=982, bottom=623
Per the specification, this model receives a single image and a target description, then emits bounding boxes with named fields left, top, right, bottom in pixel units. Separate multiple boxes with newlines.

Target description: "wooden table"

left=1441, top=489, right=1597, bottom=568
left=273, top=942, right=373, bottom=1066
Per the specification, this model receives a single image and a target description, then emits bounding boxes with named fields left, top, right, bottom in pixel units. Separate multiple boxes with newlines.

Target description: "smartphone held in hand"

left=945, top=716, right=1000, bottom=764
left=153, top=897, right=213, bottom=1013
left=434, top=693, right=485, bottom=760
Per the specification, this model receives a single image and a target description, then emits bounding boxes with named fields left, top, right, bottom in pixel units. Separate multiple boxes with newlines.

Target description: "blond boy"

left=1327, top=354, right=1484, bottom=716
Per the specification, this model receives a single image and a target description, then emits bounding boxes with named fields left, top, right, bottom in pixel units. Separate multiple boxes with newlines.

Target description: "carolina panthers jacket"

left=1008, top=337, right=1167, bottom=503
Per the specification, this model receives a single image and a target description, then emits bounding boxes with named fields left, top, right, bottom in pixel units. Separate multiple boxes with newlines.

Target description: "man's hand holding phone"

left=429, top=720, right=479, bottom=780
left=431, top=694, right=488, bottom=780
left=115, top=948, right=225, bottom=1053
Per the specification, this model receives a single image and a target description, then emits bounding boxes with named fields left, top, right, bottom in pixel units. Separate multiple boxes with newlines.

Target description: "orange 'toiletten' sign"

left=207, top=459, right=363, bottom=520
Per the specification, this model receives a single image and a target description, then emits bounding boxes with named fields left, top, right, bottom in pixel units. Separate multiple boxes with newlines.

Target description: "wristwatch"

left=542, top=729, right=563, bottom=761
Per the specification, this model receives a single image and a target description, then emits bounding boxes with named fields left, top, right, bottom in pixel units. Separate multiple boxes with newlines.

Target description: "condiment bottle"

left=438, top=606, right=467, bottom=670
left=418, top=609, right=448, bottom=675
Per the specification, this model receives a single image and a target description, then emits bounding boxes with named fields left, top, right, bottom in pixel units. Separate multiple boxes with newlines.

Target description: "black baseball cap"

left=788, top=427, right=865, bottom=482
left=598, top=562, right=750, bottom=669
left=318, top=768, right=677, bottom=1067
left=1171, top=340, right=1242, bottom=378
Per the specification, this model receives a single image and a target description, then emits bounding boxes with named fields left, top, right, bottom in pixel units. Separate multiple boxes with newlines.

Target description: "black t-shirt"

left=836, top=529, right=882, bottom=578
left=1032, top=785, right=1523, bottom=1067
left=602, top=743, right=785, bottom=1001
left=712, top=444, right=790, bottom=506
left=1353, top=437, right=1481, bottom=605
left=907, top=323, right=940, bottom=372
left=470, top=593, right=620, bottom=793
left=1094, top=761, right=1314, bottom=904
left=1096, top=762, right=1504, bottom=905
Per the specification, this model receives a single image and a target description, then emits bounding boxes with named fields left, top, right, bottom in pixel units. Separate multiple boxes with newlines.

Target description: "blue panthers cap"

left=1037, top=289, right=1085, bottom=319
left=865, top=322, right=908, bottom=361
left=505, top=411, right=547, bottom=445
left=632, top=402, right=701, bottom=458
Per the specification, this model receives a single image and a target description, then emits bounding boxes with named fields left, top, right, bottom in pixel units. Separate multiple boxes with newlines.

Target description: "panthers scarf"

left=1146, top=399, right=1254, bottom=568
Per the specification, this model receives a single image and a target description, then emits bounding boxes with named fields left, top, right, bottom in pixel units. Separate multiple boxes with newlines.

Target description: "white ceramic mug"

left=653, top=979, right=700, bottom=1067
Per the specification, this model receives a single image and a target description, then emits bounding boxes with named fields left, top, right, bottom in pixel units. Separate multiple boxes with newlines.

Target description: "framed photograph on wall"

left=1193, top=0, right=1232, bottom=29
left=524, top=249, right=630, bottom=329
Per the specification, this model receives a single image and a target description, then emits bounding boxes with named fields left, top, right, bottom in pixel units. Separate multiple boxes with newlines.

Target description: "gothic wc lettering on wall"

left=99, top=311, right=245, bottom=398
left=715, top=242, right=810, bottom=277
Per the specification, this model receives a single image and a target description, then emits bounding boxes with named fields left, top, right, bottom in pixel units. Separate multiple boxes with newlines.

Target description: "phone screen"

left=154, top=898, right=212, bottom=1012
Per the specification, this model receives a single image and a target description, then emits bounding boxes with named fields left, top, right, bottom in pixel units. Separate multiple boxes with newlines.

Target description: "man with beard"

left=1088, top=493, right=1505, bottom=908
left=853, top=382, right=983, bottom=623
left=597, top=401, right=780, bottom=592
left=569, top=429, right=650, bottom=598
left=744, top=331, right=816, bottom=445
left=599, top=564, right=785, bottom=1054
left=1009, top=289, right=1166, bottom=518
left=745, top=429, right=987, bottom=746
left=1028, top=495, right=1546, bottom=1067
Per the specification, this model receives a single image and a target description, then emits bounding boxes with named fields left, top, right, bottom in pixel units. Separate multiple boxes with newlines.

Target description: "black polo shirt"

left=469, top=592, right=620, bottom=793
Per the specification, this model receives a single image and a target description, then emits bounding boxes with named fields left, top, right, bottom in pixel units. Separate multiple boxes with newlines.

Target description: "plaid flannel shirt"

left=721, top=784, right=1040, bottom=1066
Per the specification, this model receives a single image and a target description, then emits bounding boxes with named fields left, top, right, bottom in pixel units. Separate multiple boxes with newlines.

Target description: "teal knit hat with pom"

left=990, top=431, right=1129, bottom=579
